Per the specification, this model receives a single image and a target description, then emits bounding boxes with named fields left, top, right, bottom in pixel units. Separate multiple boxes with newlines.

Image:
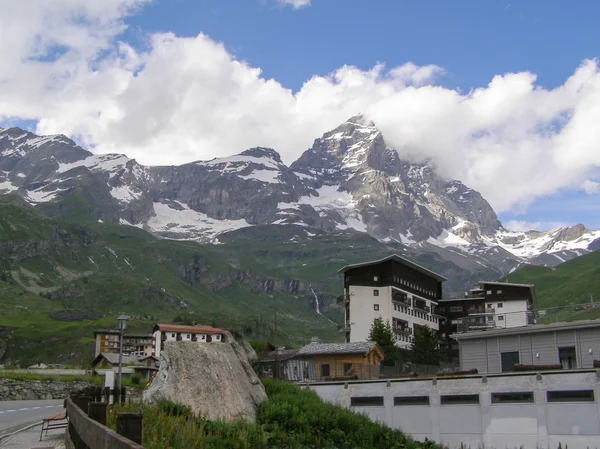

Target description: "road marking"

left=0, top=405, right=61, bottom=414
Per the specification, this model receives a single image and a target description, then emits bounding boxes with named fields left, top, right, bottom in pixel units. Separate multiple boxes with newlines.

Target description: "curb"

left=0, top=420, right=43, bottom=442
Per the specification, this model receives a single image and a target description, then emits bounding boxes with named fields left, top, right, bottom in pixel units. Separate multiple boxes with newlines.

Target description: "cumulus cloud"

left=278, top=0, right=311, bottom=9
left=582, top=180, right=600, bottom=195
left=1, top=0, right=600, bottom=215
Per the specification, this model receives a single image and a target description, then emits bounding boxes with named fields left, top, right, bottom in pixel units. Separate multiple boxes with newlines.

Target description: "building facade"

left=438, top=281, right=536, bottom=363
left=454, top=319, right=600, bottom=374
left=338, top=255, right=446, bottom=349
left=152, top=323, right=226, bottom=358
left=94, top=330, right=153, bottom=358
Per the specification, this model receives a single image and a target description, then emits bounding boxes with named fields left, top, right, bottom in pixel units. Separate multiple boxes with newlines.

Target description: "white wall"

left=153, top=330, right=162, bottom=358
left=307, top=370, right=600, bottom=449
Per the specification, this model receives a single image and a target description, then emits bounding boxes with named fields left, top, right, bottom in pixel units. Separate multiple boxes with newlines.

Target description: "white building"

left=152, top=323, right=226, bottom=358
left=338, top=254, right=446, bottom=349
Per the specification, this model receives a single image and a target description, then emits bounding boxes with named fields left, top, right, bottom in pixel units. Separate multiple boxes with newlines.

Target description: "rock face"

left=143, top=334, right=267, bottom=422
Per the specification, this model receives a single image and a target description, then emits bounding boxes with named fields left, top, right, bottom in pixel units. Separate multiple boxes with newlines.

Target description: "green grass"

left=107, top=379, right=441, bottom=449
left=502, top=250, right=600, bottom=322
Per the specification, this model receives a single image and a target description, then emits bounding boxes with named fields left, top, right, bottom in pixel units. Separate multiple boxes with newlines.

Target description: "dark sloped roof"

left=338, top=254, right=446, bottom=281
left=297, top=341, right=379, bottom=357
left=91, top=353, right=141, bottom=367
left=259, top=349, right=300, bottom=362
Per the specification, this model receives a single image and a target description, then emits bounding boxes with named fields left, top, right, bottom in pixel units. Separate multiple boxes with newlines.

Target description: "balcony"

left=392, top=291, right=411, bottom=307
left=413, top=299, right=429, bottom=313
left=393, top=326, right=412, bottom=336
left=469, top=307, right=494, bottom=315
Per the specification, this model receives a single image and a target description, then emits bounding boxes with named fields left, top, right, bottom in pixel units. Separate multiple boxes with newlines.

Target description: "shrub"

left=130, top=372, right=143, bottom=385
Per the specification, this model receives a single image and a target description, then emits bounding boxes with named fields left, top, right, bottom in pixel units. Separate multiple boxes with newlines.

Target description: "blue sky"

left=1, top=0, right=600, bottom=230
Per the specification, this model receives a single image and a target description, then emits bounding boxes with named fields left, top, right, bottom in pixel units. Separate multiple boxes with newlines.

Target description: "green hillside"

left=0, top=196, right=344, bottom=366
left=502, top=250, right=600, bottom=322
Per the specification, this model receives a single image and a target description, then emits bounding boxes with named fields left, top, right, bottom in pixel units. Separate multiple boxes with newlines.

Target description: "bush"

left=107, top=379, right=442, bottom=449
left=130, top=372, right=143, bottom=385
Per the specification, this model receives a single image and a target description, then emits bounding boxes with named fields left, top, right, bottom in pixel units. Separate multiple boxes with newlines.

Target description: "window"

left=373, top=289, right=379, bottom=296
left=487, top=303, right=493, bottom=309
left=491, top=392, right=534, bottom=404
left=498, top=316, right=504, bottom=321
left=440, top=394, right=480, bottom=405
left=374, top=304, right=379, bottom=311
left=487, top=316, right=494, bottom=321
left=497, top=303, right=503, bottom=308
left=486, top=290, right=492, bottom=295
left=171, top=333, right=175, bottom=338
left=350, top=396, right=384, bottom=407
left=186, top=334, right=190, bottom=339
left=343, top=363, right=352, bottom=374
left=394, top=396, right=430, bottom=406
left=450, top=306, right=463, bottom=312
left=320, top=364, right=330, bottom=377
left=547, top=390, right=595, bottom=403
left=373, top=276, right=379, bottom=281
left=497, top=290, right=503, bottom=294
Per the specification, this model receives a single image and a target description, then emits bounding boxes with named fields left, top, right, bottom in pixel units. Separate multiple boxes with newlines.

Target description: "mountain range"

left=1, top=116, right=599, bottom=365
left=1, top=115, right=599, bottom=280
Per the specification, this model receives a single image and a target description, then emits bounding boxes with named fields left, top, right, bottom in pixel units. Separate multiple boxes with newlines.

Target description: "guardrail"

left=66, top=396, right=144, bottom=449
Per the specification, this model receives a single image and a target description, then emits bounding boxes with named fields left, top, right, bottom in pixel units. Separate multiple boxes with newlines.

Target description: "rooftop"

left=338, top=254, right=447, bottom=281
left=297, top=341, right=379, bottom=357
left=259, top=349, right=300, bottom=361
left=453, top=319, right=600, bottom=340
left=153, top=323, right=226, bottom=335
left=91, top=353, right=141, bottom=366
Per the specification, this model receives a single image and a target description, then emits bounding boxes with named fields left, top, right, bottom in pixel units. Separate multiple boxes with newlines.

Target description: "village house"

left=258, top=349, right=308, bottom=382
left=152, top=323, right=226, bottom=358
left=296, top=341, right=384, bottom=381
left=90, top=353, right=159, bottom=381
left=338, top=254, right=446, bottom=349
left=93, top=329, right=153, bottom=358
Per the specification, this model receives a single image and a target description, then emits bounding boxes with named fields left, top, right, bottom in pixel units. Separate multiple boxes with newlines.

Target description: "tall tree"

left=410, top=326, right=440, bottom=366
left=368, top=318, right=399, bottom=366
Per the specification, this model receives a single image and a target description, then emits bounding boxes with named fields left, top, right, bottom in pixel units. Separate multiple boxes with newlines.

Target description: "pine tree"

left=368, top=318, right=399, bottom=366
left=410, top=326, right=441, bottom=366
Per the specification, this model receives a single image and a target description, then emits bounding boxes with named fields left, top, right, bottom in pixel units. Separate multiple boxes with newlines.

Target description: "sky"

left=1, top=0, right=599, bottom=230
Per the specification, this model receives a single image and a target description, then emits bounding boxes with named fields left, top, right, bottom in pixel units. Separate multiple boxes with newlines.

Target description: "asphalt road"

left=0, top=399, right=64, bottom=436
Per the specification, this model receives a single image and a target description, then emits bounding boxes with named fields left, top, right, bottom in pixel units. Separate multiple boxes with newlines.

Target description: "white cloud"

left=278, top=0, right=311, bottom=8
left=504, top=220, right=571, bottom=232
left=1, top=0, right=600, bottom=216
left=582, top=180, right=600, bottom=195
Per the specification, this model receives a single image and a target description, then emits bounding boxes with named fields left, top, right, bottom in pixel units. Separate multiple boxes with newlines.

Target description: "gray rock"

left=143, top=333, right=267, bottom=422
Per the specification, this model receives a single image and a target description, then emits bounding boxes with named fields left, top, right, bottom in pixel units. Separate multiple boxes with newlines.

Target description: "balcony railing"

left=392, top=292, right=411, bottom=307
left=413, top=301, right=429, bottom=313
left=393, top=326, right=412, bottom=336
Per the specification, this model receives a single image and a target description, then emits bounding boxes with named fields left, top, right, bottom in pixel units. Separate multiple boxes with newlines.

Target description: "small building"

left=454, top=319, right=600, bottom=374
left=338, top=254, right=446, bottom=349
left=152, top=323, right=226, bottom=358
left=94, top=329, right=153, bottom=357
left=296, top=341, right=384, bottom=381
left=258, top=349, right=308, bottom=382
left=90, top=353, right=159, bottom=381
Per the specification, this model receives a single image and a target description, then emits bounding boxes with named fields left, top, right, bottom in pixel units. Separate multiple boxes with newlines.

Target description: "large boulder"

left=143, top=332, right=267, bottom=422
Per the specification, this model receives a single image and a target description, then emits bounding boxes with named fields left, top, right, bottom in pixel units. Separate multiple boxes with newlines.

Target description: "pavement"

left=0, top=400, right=65, bottom=448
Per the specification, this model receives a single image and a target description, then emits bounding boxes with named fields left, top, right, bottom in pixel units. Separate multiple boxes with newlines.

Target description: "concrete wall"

left=0, top=379, right=93, bottom=400
left=459, top=327, right=600, bottom=373
left=307, top=370, right=600, bottom=449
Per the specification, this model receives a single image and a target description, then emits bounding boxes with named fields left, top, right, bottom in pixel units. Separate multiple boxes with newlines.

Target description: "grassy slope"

left=0, top=197, right=341, bottom=366
left=501, top=250, right=600, bottom=322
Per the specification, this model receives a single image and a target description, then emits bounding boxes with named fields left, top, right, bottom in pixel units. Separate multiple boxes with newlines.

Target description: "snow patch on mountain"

left=146, top=202, right=252, bottom=241
left=0, top=180, right=18, bottom=193
left=110, top=185, right=143, bottom=202
left=239, top=169, right=281, bottom=183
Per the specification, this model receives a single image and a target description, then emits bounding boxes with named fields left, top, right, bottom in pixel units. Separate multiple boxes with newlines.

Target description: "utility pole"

left=273, top=308, right=277, bottom=340
left=591, top=294, right=595, bottom=308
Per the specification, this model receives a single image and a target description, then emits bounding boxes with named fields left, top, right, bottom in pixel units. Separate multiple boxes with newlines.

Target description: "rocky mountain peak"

left=239, top=147, right=283, bottom=164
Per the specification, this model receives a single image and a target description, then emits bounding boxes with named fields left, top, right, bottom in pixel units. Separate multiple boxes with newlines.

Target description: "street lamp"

left=117, top=314, right=128, bottom=404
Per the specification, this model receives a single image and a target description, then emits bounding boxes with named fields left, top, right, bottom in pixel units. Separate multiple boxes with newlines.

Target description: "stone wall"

left=0, top=378, right=93, bottom=400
